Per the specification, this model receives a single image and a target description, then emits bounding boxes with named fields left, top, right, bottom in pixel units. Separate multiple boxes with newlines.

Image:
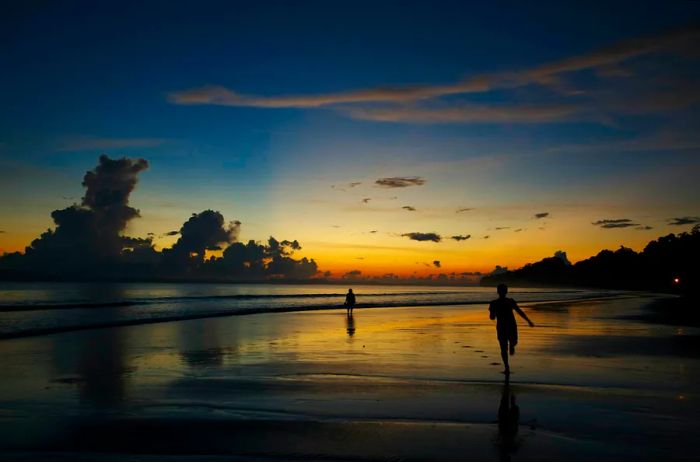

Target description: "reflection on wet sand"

left=49, top=284, right=132, bottom=407
left=496, top=376, right=520, bottom=461
left=346, top=313, right=356, bottom=337
left=179, top=318, right=224, bottom=368
left=0, top=296, right=698, bottom=460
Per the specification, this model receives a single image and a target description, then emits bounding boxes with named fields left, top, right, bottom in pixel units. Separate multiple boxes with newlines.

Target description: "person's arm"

left=513, top=302, right=534, bottom=327
left=489, top=302, right=496, bottom=320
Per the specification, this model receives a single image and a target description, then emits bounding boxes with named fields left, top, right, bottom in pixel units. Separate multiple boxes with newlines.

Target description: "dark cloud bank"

left=0, top=156, right=318, bottom=281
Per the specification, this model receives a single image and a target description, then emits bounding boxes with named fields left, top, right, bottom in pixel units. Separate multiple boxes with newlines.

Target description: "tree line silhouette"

left=481, top=226, right=699, bottom=294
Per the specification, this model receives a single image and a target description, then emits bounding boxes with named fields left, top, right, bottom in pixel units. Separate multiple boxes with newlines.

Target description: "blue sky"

left=1, top=1, right=699, bottom=275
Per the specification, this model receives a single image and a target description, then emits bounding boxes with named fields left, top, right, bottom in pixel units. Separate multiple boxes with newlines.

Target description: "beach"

left=0, top=292, right=699, bottom=461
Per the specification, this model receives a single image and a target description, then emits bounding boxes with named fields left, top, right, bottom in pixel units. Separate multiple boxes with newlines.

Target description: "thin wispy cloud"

left=344, top=103, right=581, bottom=124
left=668, top=216, right=700, bottom=225
left=451, top=234, right=471, bottom=241
left=402, top=205, right=417, bottom=211
left=456, top=208, right=474, bottom=213
left=375, top=176, right=426, bottom=188
left=592, top=218, right=639, bottom=228
left=534, top=212, right=549, bottom=219
left=168, top=25, right=699, bottom=121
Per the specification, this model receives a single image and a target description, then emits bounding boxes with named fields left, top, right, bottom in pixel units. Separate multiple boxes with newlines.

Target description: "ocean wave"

left=0, top=293, right=629, bottom=339
left=0, top=289, right=586, bottom=311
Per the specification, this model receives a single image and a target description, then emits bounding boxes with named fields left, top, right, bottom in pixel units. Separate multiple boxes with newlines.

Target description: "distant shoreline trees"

left=481, top=226, right=699, bottom=294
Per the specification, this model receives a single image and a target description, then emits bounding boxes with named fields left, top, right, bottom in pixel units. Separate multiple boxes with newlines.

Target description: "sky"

left=1, top=1, right=699, bottom=278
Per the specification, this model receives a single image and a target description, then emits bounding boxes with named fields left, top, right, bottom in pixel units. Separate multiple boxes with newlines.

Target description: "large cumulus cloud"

left=19, top=155, right=151, bottom=273
left=0, top=155, right=319, bottom=281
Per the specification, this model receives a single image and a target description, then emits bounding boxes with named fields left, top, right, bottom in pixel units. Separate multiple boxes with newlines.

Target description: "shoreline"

left=1, top=294, right=698, bottom=460
left=0, top=292, right=658, bottom=340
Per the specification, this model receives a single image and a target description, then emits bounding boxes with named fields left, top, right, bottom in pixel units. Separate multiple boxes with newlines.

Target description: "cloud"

left=483, top=235, right=490, bottom=239
left=636, top=225, right=654, bottom=230
left=0, top=155, right=320, bottom=281
left=592, top=218, right=639, bottom=228
left=163, top=230, right=179, bottom=236
left=402, top=232, right=442, bottom=242
left=514, top=228, right=523, bottom=232
left=402, top=205, right=417, bottom=211
left=451, top=234, right=471, bottom=241
left=17, top=155, right=150, bottom=266
left=534, top=212, right=550, bottom=219
left=369, top=230, right=378, bottom=233
left=264, top=238, right=318, bottom=279
left=668, top=216, right=700, bottom=226
left=345, top=103, right=581, bottom=124
left=456, top=208, right=473, bottom=213
left=164, top=211, right=240, bottom=265
left=57, top=136, right=165, bottom=151
left=375, top=176, right=426, bottom=188
left=168, top=26, right=700, bottom=116
left=362, top=198, right=371, bottom=204
left=343, top=269, right=362, bottom=278
left=348, top=182, right=362, bottom=187
left=167, top=79, right=493, bottom=108
left=433, top=260, right=441, bottom=268
left=494, top=227, right=510, bottom=231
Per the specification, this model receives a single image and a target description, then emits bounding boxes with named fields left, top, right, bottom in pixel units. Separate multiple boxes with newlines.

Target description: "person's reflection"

left=180, top=318, right=224, bottom=368
left=78, top=328, right=129, bottom=407
left=346, top=313, right=356, bottom=337
left=496, top=376, right=520, bottom=461
left=50, top=284, right=131, bottom=408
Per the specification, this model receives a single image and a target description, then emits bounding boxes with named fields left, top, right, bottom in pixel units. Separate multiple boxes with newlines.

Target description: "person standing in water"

left=489, top=284, right=534, bottom=374
left=345, top=288, right=356, bottom=314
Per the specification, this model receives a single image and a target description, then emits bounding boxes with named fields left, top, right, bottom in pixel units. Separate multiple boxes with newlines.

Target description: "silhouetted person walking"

left=345, top=288, right=356, bottom=314
left=489, top=284, right=534, bottom=374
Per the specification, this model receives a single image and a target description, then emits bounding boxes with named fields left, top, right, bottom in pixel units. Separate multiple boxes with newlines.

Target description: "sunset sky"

left=1, top=1, right=699, bottom=278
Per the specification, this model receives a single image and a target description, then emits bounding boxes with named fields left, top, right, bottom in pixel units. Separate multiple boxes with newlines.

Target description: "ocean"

left=0, top=282, right=624, bottom=338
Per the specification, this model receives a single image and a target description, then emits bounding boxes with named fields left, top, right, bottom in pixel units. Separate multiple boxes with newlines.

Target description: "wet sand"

left=0, top=294, right=699, bottom=460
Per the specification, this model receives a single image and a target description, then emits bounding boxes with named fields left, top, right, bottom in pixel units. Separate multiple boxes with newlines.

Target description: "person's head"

left=497, top=283, right=508, bottom=297
left=348, top=288, right=353, bottom=293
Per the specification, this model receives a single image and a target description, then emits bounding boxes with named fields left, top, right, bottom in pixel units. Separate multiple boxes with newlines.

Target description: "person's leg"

left=499, top=339, right=510, bottom=372
left=509, top=336, right=518, bottom=356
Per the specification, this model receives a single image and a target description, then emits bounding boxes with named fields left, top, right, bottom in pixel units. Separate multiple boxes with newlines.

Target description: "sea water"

left=0, top=282, right=624, bottom=338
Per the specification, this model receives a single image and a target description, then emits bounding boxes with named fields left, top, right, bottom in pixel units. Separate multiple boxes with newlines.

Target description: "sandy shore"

left=0, top=294, right=699, bottom=460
